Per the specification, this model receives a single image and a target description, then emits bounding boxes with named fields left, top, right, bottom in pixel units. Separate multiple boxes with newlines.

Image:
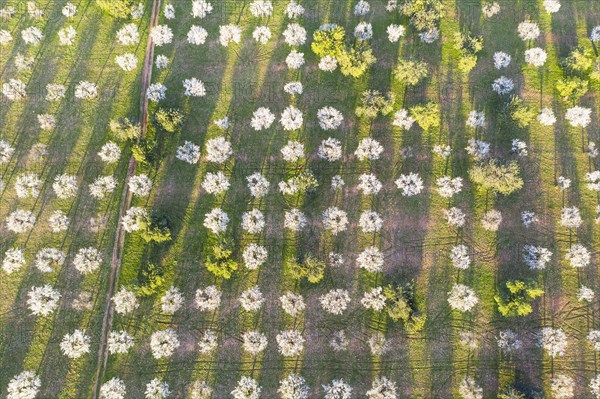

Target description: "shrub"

left=556, top=77, right=589, bottom=103
left=154, top=108, right=184, bottom=133
left=495, top=280, right=543, bottom=317
left=289, top=255, right=325, bottom=283
left=355, top=90, right=395, bottom=119
left=383, top=282, right=427, bottom=332
left=311, top=26, right=346, bottom=58
left=338, top=47, right=376, bottom=78
left=401, top=0, right=444, bottom=31
left=410, top=102, right=440, bottom=131
left=135, top=263, right=165, bottom=297
left=110, top=117, right=141, bottom=141
left=97, top=0, right=135, bottom=19
left=205, top=238, right=238, bottom=279
left=394, top=59, right=429, bottom=86
left=508, top=96, right=536, bottom=128
left=469, top=160, right=524, bottom=195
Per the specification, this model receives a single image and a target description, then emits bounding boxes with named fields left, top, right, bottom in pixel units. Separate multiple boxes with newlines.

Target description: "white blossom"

left=387, top=24, right=405, bottom=42
left=451, top=245, right=471, bottom=269
left=481, top=209, right=502, bottom=231
left=512, top=139, right=528, bottom=156
left=251, top=107, right=276, bottom=130
left=493, top=52, right=511, bottom=69
left=35, top=248, right=65, bottom=272
left=117, top=24, right=140, bottom=45
left=197, top=330, right=218, bottom=354
left=280, top=292, right=305, bottom=316
left=482, top=2, right=501, bottom=17
left=6, top=209, right=36, bottom=233
left=284, top=209, right=307, bottom=232
left=565, top=244, right=590, bottom=268
left=320, top=289, right=351, bottom=315
left=177, top=141, right=201, bottom=164
left=161, top=286, right=184, bottom=314
left=323, top=379, right=352, bottom=399
left=578, top=286, right=595, bottom=303
left=53, top=174, right=78, bottom=199
left=565, top=106, right=592, bottom=127
left=355, top=138, right=383, bottom=160
left=60, top=329, right=90, bottom=358
left=278, top=373, right=309, bottom=399
left=242, top=331, right=268, bottom=355
left=523, top=245, right=552, bottom=270
left=62, top=3, right=77, bottom=17
left=436, top=176, right=463, bottom=198
left=38, top=113, right=56, bottom=130
left=497, top=329, right=522, bottom=353
left=466, top=111, right=485, bottom=128
left=525, top=47, right=547, bottom=66
left=458, top=378, right=482, bottom=399
left=561, top=206, right=582, bottom=229
left=121, top=206, right=148, bottom=233
left=285, top=1, right=305, bottom=19
left=231, top=376, right=261, bottom=399
left=6, top=371, right=41, bottom=399
left=276, top=330, right=304, bottom=356
left=323, top=207, right=348, bottom=235
left=98, top=142, right=121, bottom=163
left=518, top=21, right=540, bottom=41
left=2, top=79, right=27, bottom=100
left=395, top=173, right=424, bottom=196
left=195, top=285, right=221, bottom=311
left=219, top=24, right=241, bottom=46
left=250, top=0, right=273, bottom=17
left=14, top=173, right=41, bottom=198
left=354, top=22, right=373, bottom=41
left=202, top=171, right=230, bottom=195
left=147, top=83, right=166, bottom=102
left=331, top=175, right=345, bottom=189
left=21, top=26, right=43, bottom=45
left=242, top=209, right=265, bottom=234
left=358, top=173, right=382, bottom=195
left=205, top=137, right=232, bottom=163
left=366, top=376, right=397, bottom=399
left=281, top=141, right=304, bottom=162
left=368, top=332, right=389, bottom=356
left=183, top=78, right=206, bottom=97
left=286, top=50, right=305, bottom=69
left=253, top=26, right=271, bottom=44
left=319, top=56, right=338, bottom=72
left=46, top=83, right=66, bottom=101
left=58, top=26, right=77, bottom=45
left=112, top=287, right=138, bottom=315
left=151, top=25, right=173, bottom=46
left=538, top=327, right=567, bottom=357
left=239, top=286, right=265, bottom=312
left=591, top=375, right=600, bottom=399
left=0, top=30, right=12, bottom=45
left=433, top=145, right=452, bottom=158
left=163, top=3, right=175, bottom=19
left=283, top=23, right=306, bottom=46
left=280, top=105, right=304, bottom=130
left=329, top=330, right=349, bottom=352
left=27, top=284, right=60, bottom=316
left=150, top=329, right=179, bottom=359
left=145, top=379, right=170, bottom=399
left=0, top=140, right=15, bottom=163
left=2, top=248, right=26, bottom=274
left=543, top=0, right=561, bottom=13
left=591, top=26, right=600, bottom=42
left=74, top=81, right=97, bottom=99
left=100, top=378, right=126, bottom=399
left=89, top=175, right=117, bottom=199
left=361, top=287, right=386, bottom=311
left=492, top=76, right=514, bottom=95
left=203, top=208, right=229, bottom=234
left=551, top=375, right=574, bottom=399
left=419, top=28, right=439, bottom=43
left=318, top=138, right=343, bottom=161
left=359, top=210, right=383, bottom=233
left=192, top=0, right=213, bottom=19
left=155, top=54, right=169, bottom=69
left=189, top=381, right=212, bottom=399
left=242, top=244, right=268, bottom=270
left=392, top=109, right=415, bottom=130
left=447, top=284, right=478, bottom=312
left=357, top=246, right=384, bottom=273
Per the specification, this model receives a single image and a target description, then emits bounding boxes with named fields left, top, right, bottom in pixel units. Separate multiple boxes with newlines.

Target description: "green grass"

left=2, top=0, right=600, bottom=398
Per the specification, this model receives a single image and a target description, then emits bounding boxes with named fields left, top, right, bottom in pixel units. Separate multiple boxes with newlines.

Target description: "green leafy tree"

left=508, top=96, right=536, bottom=128
left=140, top=213, right=172, bottom=243
left=338, top=47, right=376, bottom=78
left=205, top=238, right=238, bottom=279
left=355, top=90, right=395, bottom=119
left=289, top=255, right=325, bottom=283
left=154, top=108, right=184, bottom=133
left=469, top=160, right=524, bottom=195
left=110, top=117, right=141, bottom=141
left=311, top=25, right=346, bottom=58
left=410, top=102, right=440, bottom=131
left=495, top=280, right=543, bottom=317
left=132, top=138, right=157, bottom=165
left=401, top=0, right=444, bottom=31
left=394, top=59, right=429, bottom=86
left=383, top=282, right=427, bottom=333
left=97, top=0, right=135, bottom=18
left=555, top=77, right=589, bottom=103
left=562, top=47, right=593, bottom=74
left=134, top=263, right=165, bottom=297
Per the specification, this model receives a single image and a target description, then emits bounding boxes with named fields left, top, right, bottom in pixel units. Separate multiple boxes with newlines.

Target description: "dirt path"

left=91, top=1, right=161, bottom=397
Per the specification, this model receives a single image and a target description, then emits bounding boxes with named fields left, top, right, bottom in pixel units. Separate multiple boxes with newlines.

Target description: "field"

left=1, top=0, right=600, bottom=398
